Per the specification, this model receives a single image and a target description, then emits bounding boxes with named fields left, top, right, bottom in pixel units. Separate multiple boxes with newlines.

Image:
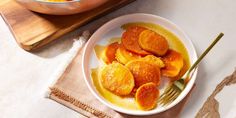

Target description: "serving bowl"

left=82, top=13, right=198, bottom=115
left=15, top=0, right=108, bottom=15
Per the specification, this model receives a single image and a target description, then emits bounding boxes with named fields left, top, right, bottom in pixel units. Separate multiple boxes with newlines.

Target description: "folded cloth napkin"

left=45, top=32, right=195, bottom=118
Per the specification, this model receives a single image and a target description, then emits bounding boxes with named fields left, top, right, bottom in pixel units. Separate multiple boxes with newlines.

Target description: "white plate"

left=82, top=13, right=198, bottom=115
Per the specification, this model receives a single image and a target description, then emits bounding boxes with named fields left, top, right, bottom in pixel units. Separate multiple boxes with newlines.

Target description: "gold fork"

left=158, top=33, right=224, bottom=106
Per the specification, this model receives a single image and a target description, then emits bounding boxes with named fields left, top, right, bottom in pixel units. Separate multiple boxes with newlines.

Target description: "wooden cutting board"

left=0, top=0, right=135, bottom=51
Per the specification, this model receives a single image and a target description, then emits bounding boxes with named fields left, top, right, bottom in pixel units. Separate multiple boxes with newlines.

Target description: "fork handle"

left=185, top=33, right=224, bottom=80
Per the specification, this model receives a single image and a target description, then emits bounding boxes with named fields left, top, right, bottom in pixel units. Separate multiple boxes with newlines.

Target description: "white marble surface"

left=1, top=0, right=236, bottom=118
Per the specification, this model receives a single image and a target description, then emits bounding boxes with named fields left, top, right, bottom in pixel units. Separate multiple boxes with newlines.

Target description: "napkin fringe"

left=49, top=87, right=112, bottom=118
left=44, top=37, right=86, bottom=98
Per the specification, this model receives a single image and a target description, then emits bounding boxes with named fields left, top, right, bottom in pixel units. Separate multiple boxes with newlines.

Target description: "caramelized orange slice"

left=139, top=30, right=169, bottom=56
left=116, top=46, right=141, bottom=64
left=100, top=62, right=134, bottom=96
left=101, top=42, right=120, bottom=64
left=139, top=55, right=165, bottom=68
left=121, top=26, right=150, bottom=56
left=126, top=60, right=161, bottom=88
left=135, top=82, right=159, bottom=110
left=161, top=49, right=184, bottom=78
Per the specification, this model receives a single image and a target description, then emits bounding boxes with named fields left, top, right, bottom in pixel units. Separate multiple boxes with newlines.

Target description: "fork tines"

left=158, top=85, right=181, bottom=106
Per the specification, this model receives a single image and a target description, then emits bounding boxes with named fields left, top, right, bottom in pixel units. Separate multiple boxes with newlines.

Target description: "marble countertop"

left=1, top=0, right=236, bottom=117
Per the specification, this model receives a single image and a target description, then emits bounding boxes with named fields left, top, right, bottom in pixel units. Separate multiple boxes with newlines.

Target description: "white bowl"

left=82, top=13, right=197, bottom=115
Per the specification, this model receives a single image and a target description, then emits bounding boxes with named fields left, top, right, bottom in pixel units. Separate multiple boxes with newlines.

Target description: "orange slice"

left=100, top=62, right=134, bottom=96
left=121, top=26, right=151, bottom=56
left=161, top=49, right=184, bottom=78
left=101, top=42, right=120, bottom=64
left=139, top=55, right=165, bottom=68
left=126, top=60, right=161, bottom=88
left=139, top=30, right=169, bottom=56
left=135, top=82, right=159, bottom=110
left=115, top=46, right=141, bottom=64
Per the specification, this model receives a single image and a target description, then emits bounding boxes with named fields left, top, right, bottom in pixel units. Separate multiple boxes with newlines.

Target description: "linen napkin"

left=45, top=32, right=194, bottom=118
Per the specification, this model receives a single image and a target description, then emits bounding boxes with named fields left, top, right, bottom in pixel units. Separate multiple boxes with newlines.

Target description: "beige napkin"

left=45, top=33, right=194, bottom=118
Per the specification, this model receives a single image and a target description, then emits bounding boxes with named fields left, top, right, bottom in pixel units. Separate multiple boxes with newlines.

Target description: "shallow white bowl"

left=82, top=13, right=197, bottom=115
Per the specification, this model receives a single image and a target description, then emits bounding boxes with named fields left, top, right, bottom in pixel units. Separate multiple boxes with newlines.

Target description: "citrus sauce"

left=91, top=68, right=138, bottom=110
left=91, top=22, right=190, bottom=110
left=94, top=45, right=105, bottom=60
